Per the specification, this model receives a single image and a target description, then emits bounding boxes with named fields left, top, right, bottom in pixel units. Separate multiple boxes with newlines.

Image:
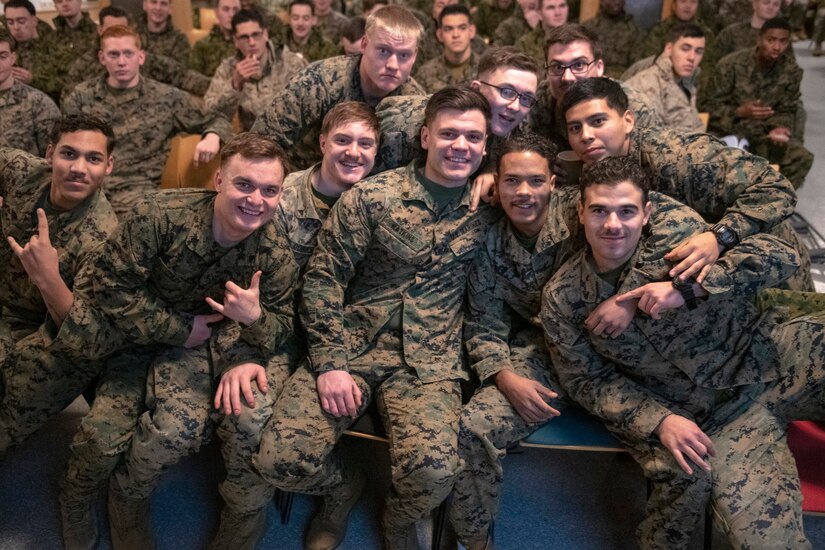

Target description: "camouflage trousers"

left=449, top=328, right=568, bottom=546
left=0, top=325, right=105, bottom=456
left=252, top=331, right=463, bottom=533
left=632, top=312, right=825, bottom=549
left=751, top=137, right=814, bottom=190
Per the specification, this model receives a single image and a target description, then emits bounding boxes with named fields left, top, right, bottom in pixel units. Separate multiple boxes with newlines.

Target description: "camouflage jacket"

left=275, top=164, right=329, bottom=271
left=414, top=53, right=479, bottom=94
left=493, top=10, right=532, bottom=46
left=58, top=189, right=299, bottom=372
left=301, top=161, right=499, bottom=382
left=582, top=12, right=643, bottom=79
left=134, top=13, right=192, bottom=64
left=515, top=23, right=552, bottom=70
left=475, top=1, right=516, bottom=40
left=625, top=53, right=704, bottom=133
left=190, top=26, right=236, bottom=77
left=204, top=40, right=307, bottom=131
left=642, top=15, right=715, bottom=60
left=628, top=124, right=796, bottom=240
left=51, top=12, right=98, bottom=57
left=62, top=76, right=232, bottom=211
left=282, top=26, right=340, bottom=63
left=542, top=227, right=799, bottom=444
left=250, top=54, right=425, bottom=169
left=703, top=47, right=802, bottom=140
left=717, top=0, right=752, bottom=30
left=316, top=10, right=349, bottom=43
left=0, top=148, right=118, bottom=334
left=527, top=78, right=663, bottom=152
left=711, top=21, right=796, bottom=67
left=0, top=80, right=61, bottom=156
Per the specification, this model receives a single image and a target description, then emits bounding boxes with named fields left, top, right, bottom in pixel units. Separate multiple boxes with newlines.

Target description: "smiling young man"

left=542, top=155, right=825, bottom=549
left=135, top=0, right=191, bottom=62
left=414, top=4, right=478, bottom=93
left=625, top=22, right=706, bottom=132
left=514, top=0, right=569, bottom=68
left=251, top=5, right=424, bottom=170
left=0, top=114, right=117, bottom=460
left=191, top=0, right=241, bottom=76
left=252, top=86, right=499, bottom=550
left=283, top=0, right=339, bottom=62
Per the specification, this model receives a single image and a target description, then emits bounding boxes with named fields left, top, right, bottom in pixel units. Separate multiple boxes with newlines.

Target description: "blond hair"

left=365, top=5, right=423, bottom=45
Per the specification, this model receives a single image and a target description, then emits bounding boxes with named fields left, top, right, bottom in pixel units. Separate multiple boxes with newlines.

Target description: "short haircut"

left=4, top=0, right=36, bottom=16
left=50, top=114, right=117, bottom=155
left=665, top=21, right=704, bottom=43
left=438, top=4, right=471, bottom=27
left=98, top=5, right=128, bottom=25
left=561, top=77, right=628, bottom=119
left=760, top=17, right=791, bottom=35
left=424, top=84, right=491, bottom=128
left=476, top=46, right=539, bottom=79
left=289, top=0, right=314, bottom=15
left=0, top=28, right=15, bottom=51
left=365, top=6, right=424, bottom=45
left=320, top=101, right=381, bottom=145
left=220, top=132, right=289, bottom=171
left=341, top=15, right=366, bottom=42
left=496, top=132, right=559, bottom=174
left=545, top=24, right=602, bottom=64
left=231, top=8, right=265, bottom=33
left=100, top=25, right=143, bottom=49
left=579, top=155, right=650, bottom=204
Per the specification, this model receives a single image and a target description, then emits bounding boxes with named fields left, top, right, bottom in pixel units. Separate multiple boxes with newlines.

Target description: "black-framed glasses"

left=478, top=81, right=538, bottom=108
left=545, top=59, right=598, bottom=76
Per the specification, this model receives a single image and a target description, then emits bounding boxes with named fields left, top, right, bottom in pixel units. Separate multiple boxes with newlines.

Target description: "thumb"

left=205, top=312, right=225, bottom=323
left=249, top=270, right=262, bottom=291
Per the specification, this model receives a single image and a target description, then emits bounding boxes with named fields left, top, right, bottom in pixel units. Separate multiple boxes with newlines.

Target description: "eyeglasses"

left=545, top=59, right=598, bottom=76
left=478, top=81, right=537, bottom=108
left=235, top=31, right=265, bottom=43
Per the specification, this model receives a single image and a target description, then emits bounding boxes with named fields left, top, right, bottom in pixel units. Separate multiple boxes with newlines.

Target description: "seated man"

left=54, top=132, right=299, bottom=550
left=515, top=0, right=569, bottom=68
left=493, top=0, right=541, bottom=46
left=190, top=0, right=240, bottom=77
left=582, top=0, right=642, bottom=78
left=51, top=0, right=97, bottom=53
left=210, top=100, right=381, bottom=549
left=313, top=0, right=349, bottom=43
left=252, top=86, right=500, bottom=550
left=204, top=8, right=307, bottom=131
left=62, top=25, right=231, bottom=217
left=134, top=0, right=191, bottom=63
left=475, top=0, right=515, bottom=41
left=625, top=23, right=706, bottom=133
left=251, top=5, right=424, bottom=169
left=703, top=18, right=812, bottom=189
left=713, top=0, right=785, bottom=64
left=0, top=28, right=60, bottom=156
left=560, top=76, right=811, bottom=291
left=414, top=4, right=479, bottom=93
left=0, top=114, right=117, bottom=456
left=3, top=0, right=61, bottom=100
left=283, top=0, right=340, bottom=62
left=339, top=14, right=365, bottom=54
left=542, top=155, right=824, bottom=549
left=642, top=0, right=714, bottom=59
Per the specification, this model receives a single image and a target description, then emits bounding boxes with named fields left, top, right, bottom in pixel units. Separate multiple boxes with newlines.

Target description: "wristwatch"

left=672, top=277, right=699, bottom=311
left=710, top=223, right=739, bottom=251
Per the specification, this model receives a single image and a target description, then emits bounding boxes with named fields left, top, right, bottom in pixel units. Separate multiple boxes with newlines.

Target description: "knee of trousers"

left=135, top=402, right=212, bottom=457
left=393, top=446, right=461, bottom=501
left=218, top=474, right=275, bottom=514
left=251, top=432, right=334, bottom=491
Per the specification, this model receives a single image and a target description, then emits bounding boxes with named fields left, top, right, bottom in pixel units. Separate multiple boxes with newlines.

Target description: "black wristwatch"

left=672, top=277, right=699, bottom=310
left=710, top=223, right=739, bottom=252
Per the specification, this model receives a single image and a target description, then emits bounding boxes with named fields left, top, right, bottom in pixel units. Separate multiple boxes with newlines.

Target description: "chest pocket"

left=374, top=221, right=431, bottom=265
left=149, top=257, right=190, bottom=302
left=448, top=222, right=485, bottom=263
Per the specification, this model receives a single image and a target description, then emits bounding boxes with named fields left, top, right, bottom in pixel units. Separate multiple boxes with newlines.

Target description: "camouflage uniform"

left=51, top=12, right=98, bottom=56
left=250, top=54, right=424, bottom=169
left=475, top=1, right=516, bottom=40
left=625, top=53, right=704, bottom=133
left=582, top=12, right=643, bottom=79
left=204, top=40, right=307, bottom=131
left=642, top=15, right=715, bottom=60
left=414, top=52, right=479, bottom=93
left=717, top=0, right=753, bottom=30
left=316, top=10, right=349, bottom=43
left=190, top=25, right=236, bottom=77
left=527, top=78, right=664, bottom=152
left=133, top=13, right=192, bottom=65
left=0, top=148, right=118, bottom=455
left=62, top=76, right=232, bottom=217
left=542, top=220, right=824, bottom=549
left=0, top=16, right=53, bottom=39
left=702, top=47, right=813, bottom=189
left=0, top=80, right=61, bottom=156
left=252, top=161, right=500, bottom=537
left=492, top=9, right=532, bottom=46
left=282, top=26, right=340, bottom=62
left=514, top=24, right=553, bottom=70
left=711, top=20, right=797, bottom=67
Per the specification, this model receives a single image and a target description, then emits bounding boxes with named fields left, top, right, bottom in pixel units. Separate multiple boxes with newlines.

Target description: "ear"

left=436, top=27, right=444, bottom=44
left=105, top=154, right=114, bottom=176
left=469, top=24, right=476, bottom=39
left=470, top=79, right=481, bottom=92
left=420, top=124, right=430, bottom=151
left=360, top=34, right=368, bottom=51
left=547, top=172, right=556, bottom=193
left=593, top=58, right=605, bottom=76
left=98, top=49, right=105, bottom=66
left=576, top=197, right=585, bottom=225
left=213, top=168, right=223, bottom=192
left=664, top=42, right=673, bottom=57
left=45, top=143, right=55, bottom=165
left=623, top=109, right=635, bottom=134
left=319, top=133, right=327, bottom=155
left=137, top=49, right=146, bottom=67
left=642, top=200, right=652, bottom=226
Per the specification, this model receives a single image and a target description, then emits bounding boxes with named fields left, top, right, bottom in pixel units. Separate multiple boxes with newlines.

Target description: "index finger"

left=615, top=288, right=642, bottom=303
left=36, top=209, right=50, bottom=243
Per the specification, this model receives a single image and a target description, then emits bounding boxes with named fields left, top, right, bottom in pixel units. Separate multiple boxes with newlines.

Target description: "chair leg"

left=276, top=490, right=294, bottom=525
left=703, top=505, right=713, bottom=550
left=431, top=499, right=448, bottom=550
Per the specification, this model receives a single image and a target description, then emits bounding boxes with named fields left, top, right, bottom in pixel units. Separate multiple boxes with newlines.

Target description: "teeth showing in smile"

left=447, top=157, right=469, bottom=163
left=513, top=203, right=535, bottom=209
left=239, top=207, right=262, bottom=216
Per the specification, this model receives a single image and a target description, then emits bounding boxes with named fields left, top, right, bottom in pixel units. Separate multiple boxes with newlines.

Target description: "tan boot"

left=304, top=466, right=366, bottom=550
left=60, top=495, right=98, bottom=550
left=107, top=483, right=154, bottom=550
left=210, top=507, right=267, bottom=550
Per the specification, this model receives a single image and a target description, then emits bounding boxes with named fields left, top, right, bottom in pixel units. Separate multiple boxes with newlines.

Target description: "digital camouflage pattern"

left=493, top=10, right=532, bottom=46
left=133, top=13, right=192, bottom=65
left=204, top=41, right=307, bottom=131
left=527, top=78, right=663, bottom=152
left=414, top=53, right=479, bottom=94
left=250, top=54, right=424, bottom=169
left=62, top=76, right=232, bottom=217
left=582, top=12, right=643, bottom=79
left=514, top=24, right=552, bottom=70
left=702, top=47, right=813, bottom=189
left=0, top=80, right=61, bottom=156
left=316, top=10, right=349, bottom=43
left=710, top=20, right=796, bottom=67
left=474, top=1, right=516, bottom=39
left=542, top=218, right=823, bottom=548
left=625, top=53, right=705, bottom=133
left=51, top=12, right=98, bottom=57
left=642, top=15, right=715, bottom=60
left=281, top=26, right=340, bottom=63
left=275, top=164, right=331, bottom=270
left=190, top=25, right=236, bottom=77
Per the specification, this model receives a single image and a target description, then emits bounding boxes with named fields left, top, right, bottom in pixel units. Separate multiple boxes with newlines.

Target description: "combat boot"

left=814, top=43, right=823, bottom=56
left=381, top=520, right=419, bottom=550
left=209, top=507, right=267, bottom=550
left=304, top=465, right=366, bottom=550
left=60, top=495, right=98, bottom=550
left=107, top=482, right=154, bottom=550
